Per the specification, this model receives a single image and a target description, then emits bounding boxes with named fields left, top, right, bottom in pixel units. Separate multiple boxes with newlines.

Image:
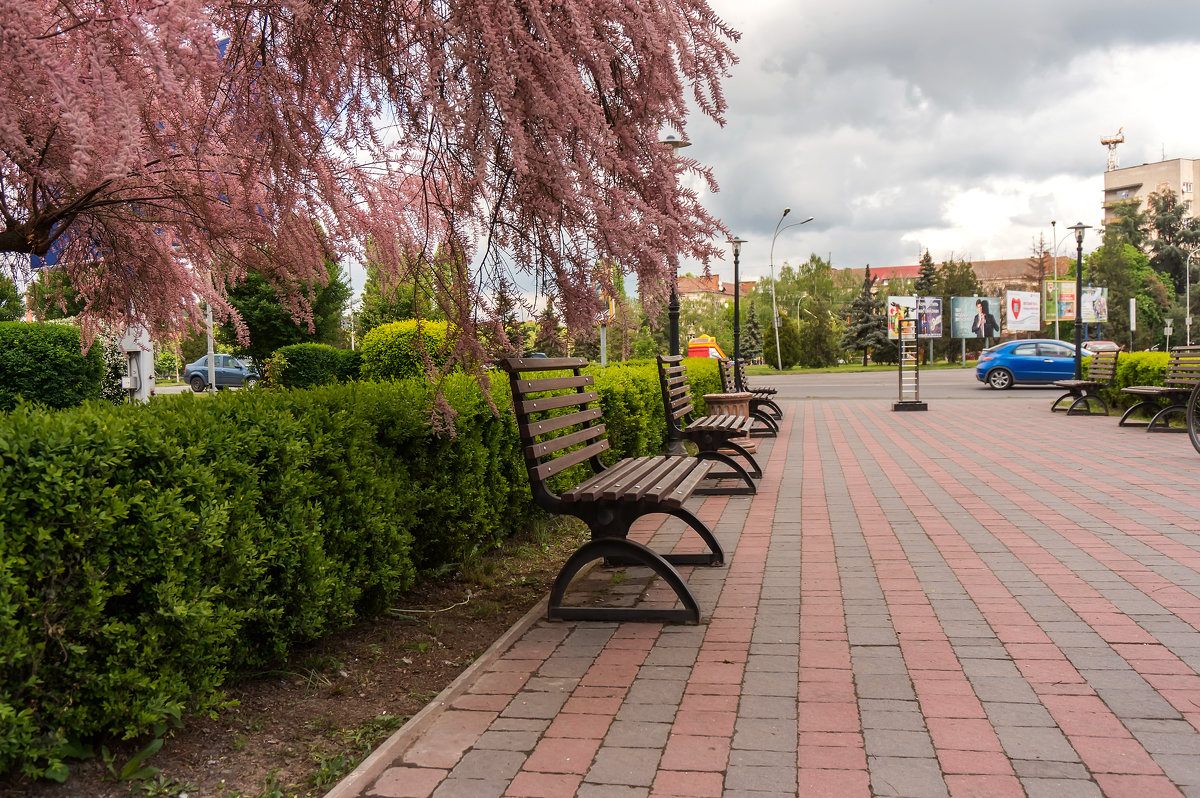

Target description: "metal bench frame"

left=717, top=359, right=780, bottom=436
left=1119, top=345, right=1200, bottom=432
left=1051, top=348, right=1119, bottom=415
left=657, top=355, right=760, bottom=496
left=501, top=356, right=724, bottom=624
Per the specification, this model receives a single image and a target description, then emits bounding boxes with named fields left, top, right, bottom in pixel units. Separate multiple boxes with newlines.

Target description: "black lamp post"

left=1068, top=222, right=1090, bottom=379
left=729, top=236, right=748, bottom=390
left=661, top=134, right=691, bottom=356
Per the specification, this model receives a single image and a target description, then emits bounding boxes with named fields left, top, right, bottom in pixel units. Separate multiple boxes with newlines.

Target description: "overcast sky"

left=685, top=0, right=1200, bottom=284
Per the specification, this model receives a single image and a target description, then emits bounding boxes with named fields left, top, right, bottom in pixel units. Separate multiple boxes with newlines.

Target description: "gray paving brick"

left=584, top=746, right=661, bottom=787
left=868, top=755, right=948, bottom=798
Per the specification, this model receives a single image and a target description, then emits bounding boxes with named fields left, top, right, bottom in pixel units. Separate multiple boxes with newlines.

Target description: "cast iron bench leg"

left=547, top=538, right=700, bottom=624
left=1119, top=401, right=1154, bottom=427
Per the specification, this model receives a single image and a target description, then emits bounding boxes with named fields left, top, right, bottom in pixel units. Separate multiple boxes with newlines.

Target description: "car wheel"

left=189, top=375, right=206, bottom=392
left=244, top=377, right=259, bottom=389
left=987, top=368, right=1013, bottom=390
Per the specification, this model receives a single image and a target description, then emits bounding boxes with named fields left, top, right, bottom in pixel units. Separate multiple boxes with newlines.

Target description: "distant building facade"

left=837, top=257, right=1070, bottom=296
left=1103, top=158, right=1200, bottom=225
left=676, top=274, right=756, bottom=305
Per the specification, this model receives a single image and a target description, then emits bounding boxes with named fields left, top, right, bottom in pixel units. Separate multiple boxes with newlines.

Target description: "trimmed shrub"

left=1100, top=351, right=1169, bottom=410
left=359, top=320, right=455, bottom=381
left=0, top=357, right=703, bottom=778
left=0, top=379, right=536, bottom=779
left=0, top=322, right=103, bottom=411
left=271, top=343, right=361, bottom=388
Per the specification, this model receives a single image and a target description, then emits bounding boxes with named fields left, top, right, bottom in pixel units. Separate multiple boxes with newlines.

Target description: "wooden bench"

left=717, top=359, right=780, bottom=436
left=1050, top=348, right=1119, bottom=415
left=1118, top=345, right=1200, bottom=432
left=657, top=355, right=761, bottom=496
left=500, top=356, right=724, bottom=624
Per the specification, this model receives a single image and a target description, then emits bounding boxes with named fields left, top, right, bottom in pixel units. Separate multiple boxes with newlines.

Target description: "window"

left=1013, top=344, right=1038, bottom=356
left=1038, top=343, right=1073, bottom=358
left=1185, top=182, right=1193, bottom=194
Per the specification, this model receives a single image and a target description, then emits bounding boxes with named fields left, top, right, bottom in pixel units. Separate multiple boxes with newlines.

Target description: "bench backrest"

left=718, top=358, right=737, bottom=393
left=1085, top=348, right=1119, bottom=383
left=1164, top=345, right=1200, bottom=389
left=657, top=355, right=695, bottom=437
left=499, top=356, right=608, bottom=503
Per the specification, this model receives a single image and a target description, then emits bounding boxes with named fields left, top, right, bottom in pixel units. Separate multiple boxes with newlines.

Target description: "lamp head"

left=729, top=236, right=749, bottom=257
left=1068, top=221, right=1090, bottom=245
left=660, top=134, right=692, bottom=151
left=782, top=208, right=791, bottom=218
left=802, top=216, right=814, bottom=224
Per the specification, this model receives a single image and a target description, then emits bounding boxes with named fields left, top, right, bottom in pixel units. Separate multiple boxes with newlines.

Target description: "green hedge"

left=0, top=357, right=713, bottom=778
left=360, top=320, right=455, bottom=381
left=0, top=322, right=103, bottom=411
left=1097, top=351, right=1169, bottom=410
left=271, top=343, right=361, bottom=388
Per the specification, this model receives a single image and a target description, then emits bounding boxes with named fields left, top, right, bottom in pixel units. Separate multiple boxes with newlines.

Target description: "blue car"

left=976, top=339, right=1092, bottom=389
left=184, top=354, right=259, bottom=392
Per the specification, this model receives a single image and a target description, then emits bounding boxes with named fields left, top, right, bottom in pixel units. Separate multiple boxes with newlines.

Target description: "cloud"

left=682, top=0, right=1200, bottom=281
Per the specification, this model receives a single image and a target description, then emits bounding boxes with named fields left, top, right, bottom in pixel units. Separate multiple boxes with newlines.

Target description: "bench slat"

left=516, top=389, right=599, bottom=415
left=525, top=423, right=607, bottom=460
left=515, top=374, right=595, bottom=393
left=526, top=406, right=603, bottom=437
left=531, top=439, right=610, bottom=482
left=563, top=456, right=658, bottom=502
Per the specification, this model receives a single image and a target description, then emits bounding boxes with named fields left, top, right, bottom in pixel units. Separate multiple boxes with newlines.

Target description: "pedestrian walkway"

left=328, top=391, right=1200, bottom=798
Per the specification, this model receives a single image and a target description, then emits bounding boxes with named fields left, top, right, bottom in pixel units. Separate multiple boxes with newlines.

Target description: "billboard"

left=1044, top=279, right=1077, bottom=322
left=1081, top=286, right=1108, bottom=323
left=1006, top=290, right=1042, bottom=332
left=917, top=297, right=943, bottom=338
left=887, top=296, right=916, bottom=339
left=949, top=296, right=1001, bottom=339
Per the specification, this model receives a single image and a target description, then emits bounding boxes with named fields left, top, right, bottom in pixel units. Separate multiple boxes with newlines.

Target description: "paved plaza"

left=328, top=377, right=1200, bottom=797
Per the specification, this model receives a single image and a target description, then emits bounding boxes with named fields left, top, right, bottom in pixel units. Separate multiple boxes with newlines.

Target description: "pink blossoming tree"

left=0, top=0, right=738, bottom=359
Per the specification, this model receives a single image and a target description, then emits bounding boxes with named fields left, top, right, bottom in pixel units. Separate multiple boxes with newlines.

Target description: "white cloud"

left=684, top=0, right=1200, bottom=283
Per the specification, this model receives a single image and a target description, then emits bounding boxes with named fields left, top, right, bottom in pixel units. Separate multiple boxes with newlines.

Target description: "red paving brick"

left=327, top=388, right=1200, bottom=798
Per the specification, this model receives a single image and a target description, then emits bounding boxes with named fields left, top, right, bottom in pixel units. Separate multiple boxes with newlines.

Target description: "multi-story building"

left=1103, top=158, right=1200, bottom=225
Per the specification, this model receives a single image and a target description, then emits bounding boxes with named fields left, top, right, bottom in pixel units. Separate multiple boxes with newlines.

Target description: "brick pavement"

left=329, top=391, right=1200, bottom=798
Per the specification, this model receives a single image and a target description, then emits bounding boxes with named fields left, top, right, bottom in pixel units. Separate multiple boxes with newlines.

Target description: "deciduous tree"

left=0, top=1, right=738, bottom=363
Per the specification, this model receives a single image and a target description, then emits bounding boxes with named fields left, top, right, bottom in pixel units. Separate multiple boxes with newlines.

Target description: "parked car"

left=184, top=354, right=259, bottom=392
left=976, top=339, right=1092, bottom=389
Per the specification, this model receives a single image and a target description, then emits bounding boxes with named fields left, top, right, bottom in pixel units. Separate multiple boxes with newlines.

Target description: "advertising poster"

left=1006, top=290, right=1042, bottom=332
left=887, top=296, right=916, bottom=339
left=1081, top=286, right=1108, bottom=323
left=1045, top=279, right=1077, bottom=321
left=916, top=297, right=943, bottom=338
left=950, top=296, right=1002, bottom=339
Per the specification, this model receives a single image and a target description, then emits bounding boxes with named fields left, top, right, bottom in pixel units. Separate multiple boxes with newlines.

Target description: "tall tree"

left=936, top=257, right=981, bottom=362
left=0, top=1, right=738, bottom=360
left=1147, top=190, right=1200, bottom=294
left=795, top=254, right=841, bottom=368
left=840, top=266, right=890, bottom=366
left=532, top=301, right=565, bottom=357
left=1106, top=198, right=1151, bottom=250
left=914, top=250, right=937, bottom=297
left=743, top=301, right=764, bottom=363
left=219, top=258, right=351, bottom=366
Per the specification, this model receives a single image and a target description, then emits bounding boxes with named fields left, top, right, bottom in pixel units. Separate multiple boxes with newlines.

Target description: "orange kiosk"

left=687, top=335, right=727, bottom=359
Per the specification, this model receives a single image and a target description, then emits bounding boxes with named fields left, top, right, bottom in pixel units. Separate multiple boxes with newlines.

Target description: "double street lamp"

left=1068, top=222, right=1091, bottom=380
left=729, top=236, right=748, bottom=391
left=769, top=209, right=814, bottom=370
left=660, top=134, right=692, bottom=356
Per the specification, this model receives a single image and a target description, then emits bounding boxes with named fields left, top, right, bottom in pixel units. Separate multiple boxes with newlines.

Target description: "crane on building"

left=1101, top=127, right=1124, bottom=172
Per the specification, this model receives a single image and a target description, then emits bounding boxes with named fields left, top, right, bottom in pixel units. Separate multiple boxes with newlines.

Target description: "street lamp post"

left=1068, top=222, right=1091, bottom=380
left=729, top=236, right=748, bottom=391
left=1187, top=247, right=1199, bottom=346
left=1051, top=220, right=1060, bottom=341
left=769, top=209, right=814, bottom=371
left=661, top=134, right=691, bottom=356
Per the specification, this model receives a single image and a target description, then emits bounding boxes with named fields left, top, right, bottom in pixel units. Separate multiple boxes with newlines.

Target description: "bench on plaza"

left=1050, top=348, right=1119, bottom=415
left=500, top=355, right=724, bottom=624
left=657, top=355, right=760, bottom=496
left=718, top=359, right=780, bottom=436
left=1118, top=345, right=1200, bottom=432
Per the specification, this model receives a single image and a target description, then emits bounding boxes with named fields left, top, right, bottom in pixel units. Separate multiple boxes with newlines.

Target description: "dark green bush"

left=271, top=343, right=361, bottom=388
left=1100, top=351, right=1168, bottom=410
left=0, top=358, right=699, bottom=778
left=359, top=320, right=455, bottom=381
left=0, top=322, right=103, bottom=411
left=0, top=379, right=536, bottom=779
